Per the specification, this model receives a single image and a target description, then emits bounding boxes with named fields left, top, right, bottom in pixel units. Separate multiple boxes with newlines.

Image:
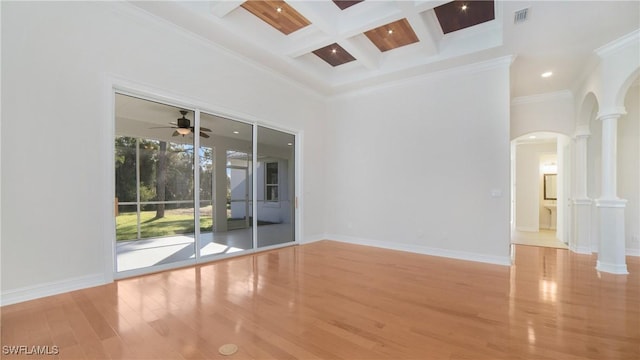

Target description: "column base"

left=595, top=198, right=627, bottom=275
left=596, top=260, right=629, bottom=275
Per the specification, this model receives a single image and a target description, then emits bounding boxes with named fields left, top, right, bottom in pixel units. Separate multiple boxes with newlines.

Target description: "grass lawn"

left=116, top=210, right=213, bottom=241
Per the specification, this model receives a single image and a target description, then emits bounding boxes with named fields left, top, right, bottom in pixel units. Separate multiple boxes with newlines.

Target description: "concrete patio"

left=116, top=223, right=294, bottom=272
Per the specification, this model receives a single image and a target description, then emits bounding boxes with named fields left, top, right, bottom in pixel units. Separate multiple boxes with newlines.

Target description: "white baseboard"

left=301, top=234, right=327, bottom=245
left=587, top=248, right=638, bottom=257
left=1, top=273, right=107, bottom=306
left=515, top=226, right=539, bottom=232
left=627, top=248, right=640, bottom=257
left=569, top=245, right=593, bottom=255
left=325, top=234, right=511, bottom=266
left=596, top=260, right=629, bottom=274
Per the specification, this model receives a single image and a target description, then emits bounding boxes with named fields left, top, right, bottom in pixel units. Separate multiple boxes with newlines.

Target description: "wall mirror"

left=543, top=173, right=557, bottom=200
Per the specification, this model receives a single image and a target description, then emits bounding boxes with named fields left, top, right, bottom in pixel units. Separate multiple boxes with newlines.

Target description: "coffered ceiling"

left=130, top=1, right=640, bottom=97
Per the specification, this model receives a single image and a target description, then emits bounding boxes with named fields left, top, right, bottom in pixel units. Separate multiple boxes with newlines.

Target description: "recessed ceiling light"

left=388, top=29, right=393, bottom=35
left=529, top=135, right=536, bottom=139
left=331, top=48, right=337, bottom=54
left=233, top=131, right=239, bottom=134
left=461, top=4, right=468, bottom=11
left=276, top=7, right=282, bottom=13
left=541, top=71, right=553, bottom=78
left=287, top=143, right=293, bottom=146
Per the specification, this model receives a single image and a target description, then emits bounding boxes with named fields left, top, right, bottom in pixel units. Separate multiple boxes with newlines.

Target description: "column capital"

left=597, top=107, right=626, bottom=121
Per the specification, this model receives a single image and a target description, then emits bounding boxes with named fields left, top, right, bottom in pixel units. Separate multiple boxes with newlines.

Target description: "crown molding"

left=333, top=54, right=514, bottom=99
left=595, top=29, right=640, bottom=57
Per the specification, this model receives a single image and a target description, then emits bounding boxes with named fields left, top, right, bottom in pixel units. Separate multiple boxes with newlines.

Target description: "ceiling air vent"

left=514, top=8, right=529, bottom=24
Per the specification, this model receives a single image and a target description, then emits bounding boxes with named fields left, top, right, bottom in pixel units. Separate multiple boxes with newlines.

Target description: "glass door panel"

left=115, top=95, right=297, bottom=275
left=256, top=126, right=295, bottom=248
left=198, top=113, right=253, bottom=258
left=115, top=94, right=195, bottom=273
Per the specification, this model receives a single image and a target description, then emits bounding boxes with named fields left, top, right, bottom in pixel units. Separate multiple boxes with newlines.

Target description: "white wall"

left=515, top=143, right=540, bottom=231
left=619, top=84, right=640, bottom=254
left=557, top=135, right=572, bottom=244
left=1, top=2, right=326, bottom=301
left=511, top=91, right=574, bottom=140
left=324, top=59, right=512, bottom=264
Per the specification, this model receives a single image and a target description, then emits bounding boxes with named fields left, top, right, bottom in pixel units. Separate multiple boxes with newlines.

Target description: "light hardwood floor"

left=2, top=241, right=639, bottom=359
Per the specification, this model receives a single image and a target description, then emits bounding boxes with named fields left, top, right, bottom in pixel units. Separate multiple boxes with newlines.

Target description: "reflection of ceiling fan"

left=153, top=110, right=212, bottom=138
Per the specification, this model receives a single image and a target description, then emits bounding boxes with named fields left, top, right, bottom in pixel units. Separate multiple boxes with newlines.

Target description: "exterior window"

left=265, top=162, right=278, bottom=202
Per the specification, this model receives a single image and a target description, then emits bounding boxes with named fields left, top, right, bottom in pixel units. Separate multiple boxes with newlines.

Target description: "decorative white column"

left=595, top=111, right=628, bottom=274
left=572, top=127, right=592, bottom=254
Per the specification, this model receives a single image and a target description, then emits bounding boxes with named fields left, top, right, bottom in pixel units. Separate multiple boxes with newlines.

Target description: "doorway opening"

left=511, top=132, right=571, bottom=249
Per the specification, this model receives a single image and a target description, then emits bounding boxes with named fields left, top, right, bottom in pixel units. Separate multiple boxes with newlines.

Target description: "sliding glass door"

left=115, top=94, right=196, bottom=272
left=114, top=93, right=296, bottom=276
left=198, top=112, right=253, bottom=258
left=256, top=126, right=295, bottom=248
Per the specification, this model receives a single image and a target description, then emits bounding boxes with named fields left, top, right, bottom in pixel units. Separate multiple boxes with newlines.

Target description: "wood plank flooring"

left=2, top=241, right=639, bottom=359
